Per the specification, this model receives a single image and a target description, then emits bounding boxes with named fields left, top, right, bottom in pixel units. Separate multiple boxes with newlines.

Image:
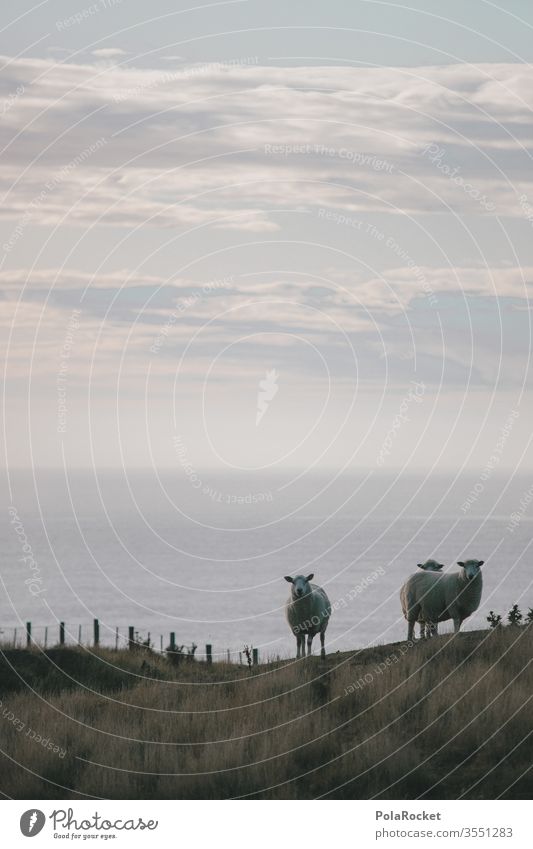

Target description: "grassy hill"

left=0, top=626, right=531, bottom=799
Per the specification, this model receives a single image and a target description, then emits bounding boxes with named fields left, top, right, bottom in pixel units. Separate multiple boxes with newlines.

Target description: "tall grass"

left=0, top=628, right=531, bottom=799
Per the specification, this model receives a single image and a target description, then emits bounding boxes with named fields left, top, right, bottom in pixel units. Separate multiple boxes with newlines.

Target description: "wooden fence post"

left=26, top=622, right=31, bottom=648
left=253, top=648, right=258, bottom=666
left=78, top=624, right=82, bottom=645
left=44, top=626, right=48, bottom=649
left=13, top=627, right=17, bottom=648
left=59, top=622, right=65, bottom=646
left=170, top=632, right=176, bottom=652
left=115, top=627, right=119, bottom=650
left=128, top=626, right=135, bottom=650
left=206, top=643, right=212, bottom=665
left=93, top=618, right=99, bottom=646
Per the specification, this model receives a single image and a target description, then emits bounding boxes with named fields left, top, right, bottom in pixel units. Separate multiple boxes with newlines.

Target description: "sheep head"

left=458, top=559, right=484, bottom=580
left=284, top=574, right=314, bottom=599
left=417, top=559, right=444, bottom=571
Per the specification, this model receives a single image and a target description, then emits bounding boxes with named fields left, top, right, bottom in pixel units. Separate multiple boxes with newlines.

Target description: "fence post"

left=93, top=618, right=99, bottom=646
left=26, top=622, right=31, bottom=648
left=206, top=643, right=212, bottom=665
left=13, top=627, right=17, bottom=648
left=78, top=624, right=82, bottom=645
left=44, top=626, right=48, bottom=649
left=160, top=635, right=163, bottom=652
left=128, top=626, right=135, bottom=650
left=59, top=622, right=65, bottom=646
left=170, top=632, right=176, bottom=652
left=253, top=648, right=258, bottom=666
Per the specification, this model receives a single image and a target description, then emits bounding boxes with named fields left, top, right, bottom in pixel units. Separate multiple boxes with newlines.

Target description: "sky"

left=2, top=0, right=533, bottom=474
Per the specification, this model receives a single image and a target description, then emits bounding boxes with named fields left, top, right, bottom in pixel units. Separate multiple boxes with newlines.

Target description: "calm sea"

left=2, top=469, right=532, bottom=660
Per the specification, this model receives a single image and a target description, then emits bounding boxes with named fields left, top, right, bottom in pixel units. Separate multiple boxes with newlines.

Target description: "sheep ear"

left=437, top=564, right=444, bottom=570
left=478, top=561, right=484, bottom=567
left=306, top=573, right=314, bottom=582
left=284, top=576, right=293, bottom=583
left=417, top=563, right=424, bottom=569
left=457, top=562, right=465, bottom=568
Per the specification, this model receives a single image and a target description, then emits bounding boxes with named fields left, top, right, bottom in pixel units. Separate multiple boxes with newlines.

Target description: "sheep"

left=400, top=559, right=484, bottom=641
left=417, top=559, right=444, bottom=572
left=284, top=574, right=331, bottom=658
left=416, top=559, right=444, bottom=638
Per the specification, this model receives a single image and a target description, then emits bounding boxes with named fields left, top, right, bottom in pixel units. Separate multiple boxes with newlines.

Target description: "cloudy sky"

left=2, top=0, right=533, bottom=473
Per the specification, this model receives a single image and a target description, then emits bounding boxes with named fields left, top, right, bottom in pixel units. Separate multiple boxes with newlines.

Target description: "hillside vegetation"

left=0, top=627, right=531, bottom=799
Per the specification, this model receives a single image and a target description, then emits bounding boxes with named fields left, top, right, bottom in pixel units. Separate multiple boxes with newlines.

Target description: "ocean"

left=2, top=469, right=533, bottom=660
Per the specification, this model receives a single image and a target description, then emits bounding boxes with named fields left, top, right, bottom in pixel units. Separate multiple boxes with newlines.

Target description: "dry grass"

left=1, top=627, right=532, bottom=799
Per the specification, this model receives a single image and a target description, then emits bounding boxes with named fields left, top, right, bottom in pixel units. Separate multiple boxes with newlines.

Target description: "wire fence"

left=0, top=620, right=261, bottom=665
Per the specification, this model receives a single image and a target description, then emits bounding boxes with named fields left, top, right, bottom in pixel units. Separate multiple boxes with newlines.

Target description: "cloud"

left=1, top=56, right=532, bottom=402
left=2, top=263, right=531, bottom=391
left=0, top=56, right=532, bottom=237
left=91, top=48, right=128, bottom=58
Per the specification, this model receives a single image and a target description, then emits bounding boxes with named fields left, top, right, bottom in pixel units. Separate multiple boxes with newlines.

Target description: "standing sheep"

left=284, top=574, right=331, bottom=658
left=400, top=559, right=485, bottom=641
left=416, top=559, right=444, bottom=638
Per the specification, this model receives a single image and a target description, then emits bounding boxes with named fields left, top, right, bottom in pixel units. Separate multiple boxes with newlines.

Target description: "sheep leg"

left=421, top=621, right=435, bottom=639
left=407, top=620, right=416, bottom=642
left=320, top=630, right=326, bottom=659
left=306, top=634, right=313, bottom=656
left=453, top=617, right=462, bottom=634
left=296, top=634, right=303, bottom=658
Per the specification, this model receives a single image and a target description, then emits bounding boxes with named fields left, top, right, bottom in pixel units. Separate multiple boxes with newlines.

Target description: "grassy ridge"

left=0, top=628, right=532, bottom=799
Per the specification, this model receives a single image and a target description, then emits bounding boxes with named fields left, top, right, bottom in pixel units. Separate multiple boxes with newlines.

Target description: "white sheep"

left=284, top=574, right=331, bottom=658
left=400, top=559, right=485, bottom=641
left=416, top=559, right=444, bottom=638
